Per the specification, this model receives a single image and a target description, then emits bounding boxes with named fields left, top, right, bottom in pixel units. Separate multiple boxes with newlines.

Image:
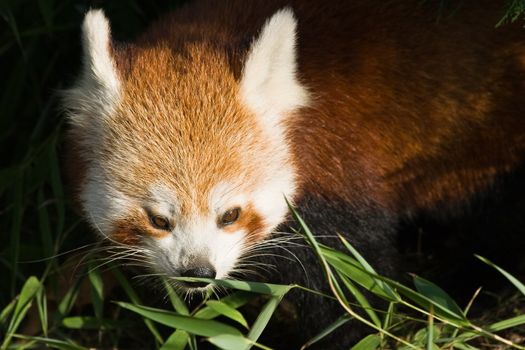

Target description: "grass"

left=1, top=1, right=525, bottom=349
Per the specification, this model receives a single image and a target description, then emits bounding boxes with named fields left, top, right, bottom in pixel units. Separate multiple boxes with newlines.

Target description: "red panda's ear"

left=240, top=8, right=309, bottom=124
left=63, top=9, right=121, bottom=128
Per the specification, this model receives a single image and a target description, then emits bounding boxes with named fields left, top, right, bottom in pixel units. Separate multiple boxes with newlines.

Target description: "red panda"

left=63, top=0, right=525, bottom=348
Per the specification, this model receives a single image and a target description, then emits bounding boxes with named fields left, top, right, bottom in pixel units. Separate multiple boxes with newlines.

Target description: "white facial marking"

left=81, top=166, right=133, bottom=235
left=153, top=213, right=244, bottom=280
left=209, top=181, right=247, bottom=213
left=143, top=183, right=244, bottom=281
left=251, top=173, right=296, bottom=233
left=148, top=183, right=179, bottom=218
left=241, top=7, right=309, bottom=127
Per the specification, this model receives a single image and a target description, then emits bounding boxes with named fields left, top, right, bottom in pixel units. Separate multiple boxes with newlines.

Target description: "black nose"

left=180, top=265, right=216, bottom=288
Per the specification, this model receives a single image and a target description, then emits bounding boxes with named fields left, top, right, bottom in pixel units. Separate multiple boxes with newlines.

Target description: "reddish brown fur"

left=222, top=204, right=266, bottom=243
left=68, top=0, right=525, bottom=243
left=112, top=209, right=170, bottom=245
left=121, top=0, right=525, bottom=214
left=102, top=44, right=280, bottom=217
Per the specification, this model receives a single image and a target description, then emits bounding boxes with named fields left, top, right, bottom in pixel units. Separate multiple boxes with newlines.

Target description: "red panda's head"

left=63, top=9, right=308, bottom=287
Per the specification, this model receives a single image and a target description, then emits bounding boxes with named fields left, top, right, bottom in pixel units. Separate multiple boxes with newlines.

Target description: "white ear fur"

left=81, top=9, right=120, bottom=93
left=63, top=9, right=121, bottom=127
left=240, top=8, right=308, bottom=122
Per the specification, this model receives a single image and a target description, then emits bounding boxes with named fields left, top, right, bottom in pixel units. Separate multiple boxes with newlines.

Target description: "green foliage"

left=1, top=1, right=525, bottom=349
left=498, top=0, right=525, bottom=27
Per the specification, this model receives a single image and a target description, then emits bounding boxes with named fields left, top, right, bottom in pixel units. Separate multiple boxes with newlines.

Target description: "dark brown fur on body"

left=65, top=1, right=525, bottom=348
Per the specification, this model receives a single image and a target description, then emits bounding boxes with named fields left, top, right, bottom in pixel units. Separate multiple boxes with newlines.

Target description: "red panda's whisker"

left=86, top=253, right=150, bottom=274
left=20, top=242, right=101, bottom=264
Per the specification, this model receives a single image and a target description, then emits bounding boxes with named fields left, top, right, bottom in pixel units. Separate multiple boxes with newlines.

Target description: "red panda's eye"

left=150, top=215, right=171, bottom=231
left=219, top=207, right=241, bottom=226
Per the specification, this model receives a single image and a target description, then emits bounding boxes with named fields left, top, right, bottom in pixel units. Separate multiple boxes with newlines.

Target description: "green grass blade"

left=194, top=291, right=253, bottom=319
left=350, top=333, right=381, bottom=350
left=338, top=234, right=399, bottom=299
left=413, top=274, right=464, bottom=320
left=3, top=276, right=41, bottom=348
left=384, top=277, right=466, bottom=324
left=160, top=330, right=190, bottom=350
left=476, top=255, right=525, bottom=296
left=57, top=276, right=81, bottom=317
left=488, top=314, right=525, bottom=332
left=321, top=242, right=467, bottom=324
left=286, top=200, right=328, bottom=279
left=112, top=267, right=163, bottom=344
left=61, top=316, right=123, bottom=330
left=451, top=342, right=479, bottom=350
left=207, top=334, right=253, bottom=350
left=382, top=302, right=395, bottom=330
left=11, top=335, right=88, bottom=350
left=175, top=277, right=293, bottom=297
left=337, top=273, right=380, bottom=327
left=245, top=296, right=282, bottom=349
left=36, top=287, right=48, bottom=336
left=87, top=267, right=104, bottom=319
left=0, top=299, right=16, bottom=324
left=322, top=248, right=399, bottom=302
left=300, top=314, right=352, bottom=349
left=163, top=279, right=190, bottom=315
left=205, top=300, right=249, bottom=329
left=116, top=301, right=243, bottom=338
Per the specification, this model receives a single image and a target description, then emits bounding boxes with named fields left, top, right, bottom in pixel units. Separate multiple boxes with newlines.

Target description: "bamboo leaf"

left=322, top=247, right=399, bottom=302
left=112, top=267, right=163, bottom=344
left=194, top=291, right=253, bottom=319
left=3, top=276, right=41, bottom=348
left=488, top=314, right=525, bottom=332
left=337, top=273, right=380, bottom=327
left=338, top=234, right=399, bottom=300
left=208, top=334, right=252, bottom=350
left=160, top=330, right=190, bottom=350
left=206, top=300, right=249, bottom=329
left=116, top=302, right=243, bottom=337
left=88, top=267, right=103, bottom=319
left=61, top=316, right=123, bottom=330
left=413, top=275, right=464, bottom=320
left=36, top=287, right=48, bottom=336
left=163, top=279, right=190, bottom=315
left=245, top=296, right=282, bottom=349
left=350, top=334, right=381, bottom=350
left=12, top=335, right=87, bottom=350
left=301, top=314, right=352, bottom=349
left=476, top=255, right=525, bottom=296
left=175, top=277, right=293, bottom=297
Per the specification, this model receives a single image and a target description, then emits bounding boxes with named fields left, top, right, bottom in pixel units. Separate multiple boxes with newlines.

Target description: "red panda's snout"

left=102, top=181, right=289, bottom=290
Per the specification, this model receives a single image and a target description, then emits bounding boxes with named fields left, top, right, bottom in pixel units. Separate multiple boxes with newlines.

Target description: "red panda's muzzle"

left=180, top=264, right=217, bottom=288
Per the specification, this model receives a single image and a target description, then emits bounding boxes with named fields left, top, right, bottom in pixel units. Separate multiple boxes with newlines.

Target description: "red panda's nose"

left=181, top=264, right=216, bottom=287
